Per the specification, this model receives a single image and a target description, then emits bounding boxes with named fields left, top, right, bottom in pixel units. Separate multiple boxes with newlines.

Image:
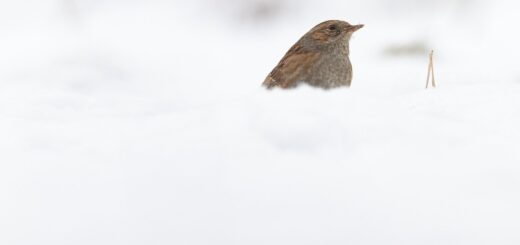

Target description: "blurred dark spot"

left=383, top=41, right=428, bottom=57
left=240, top=0, right=284, bottom=22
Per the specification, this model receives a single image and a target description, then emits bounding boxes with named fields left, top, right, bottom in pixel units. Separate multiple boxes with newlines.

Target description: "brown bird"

left=263, top=20, right=363, bottom=89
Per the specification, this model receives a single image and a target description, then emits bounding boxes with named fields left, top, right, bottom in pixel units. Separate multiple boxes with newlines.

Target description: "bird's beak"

left=349, top=24, right=364, bottom=32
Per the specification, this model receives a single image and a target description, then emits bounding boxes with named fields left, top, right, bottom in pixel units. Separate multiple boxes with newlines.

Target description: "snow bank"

left=1, top=1, right=520, bottom=244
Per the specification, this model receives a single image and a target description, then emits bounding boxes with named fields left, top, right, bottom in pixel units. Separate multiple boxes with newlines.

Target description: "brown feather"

left=263, top=43, right=320, bottom=89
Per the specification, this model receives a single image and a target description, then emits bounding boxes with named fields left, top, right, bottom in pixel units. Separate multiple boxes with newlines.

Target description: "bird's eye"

left=328, top=25, right=337, bottom=31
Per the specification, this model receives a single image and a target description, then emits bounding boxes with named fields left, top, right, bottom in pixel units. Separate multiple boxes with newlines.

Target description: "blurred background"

left=1, top=0, right=519, bottom=95
left=2, top=1, right=520, bottom=244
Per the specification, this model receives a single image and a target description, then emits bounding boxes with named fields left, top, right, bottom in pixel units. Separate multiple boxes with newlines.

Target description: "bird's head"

left=303, top=20, right=363, bottom=48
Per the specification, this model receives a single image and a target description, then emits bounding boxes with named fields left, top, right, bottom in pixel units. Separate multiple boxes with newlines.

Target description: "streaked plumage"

left=263, top=20, right=363, bottom=89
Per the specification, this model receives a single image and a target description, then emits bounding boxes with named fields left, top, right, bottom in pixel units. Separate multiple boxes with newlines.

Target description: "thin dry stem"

left=426, top=50, right=436, bottom=89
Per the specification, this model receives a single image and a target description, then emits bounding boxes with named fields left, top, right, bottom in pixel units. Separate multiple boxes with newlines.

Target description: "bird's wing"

left=262, top=44, right=319, bottom=89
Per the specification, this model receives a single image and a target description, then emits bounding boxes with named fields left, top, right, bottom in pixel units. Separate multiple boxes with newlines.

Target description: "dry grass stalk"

left=425, top=50, right=436, bottom=89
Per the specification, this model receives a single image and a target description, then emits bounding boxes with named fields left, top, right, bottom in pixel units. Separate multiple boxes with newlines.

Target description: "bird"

left=262, top=20, right=363, bottom=89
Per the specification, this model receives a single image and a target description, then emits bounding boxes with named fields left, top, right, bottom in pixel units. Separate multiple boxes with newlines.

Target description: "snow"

left=1, top=0, right=520, bottom=244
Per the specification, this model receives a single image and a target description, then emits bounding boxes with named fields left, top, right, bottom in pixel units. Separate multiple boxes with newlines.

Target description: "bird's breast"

left=304, top=46, right=352, bottom=88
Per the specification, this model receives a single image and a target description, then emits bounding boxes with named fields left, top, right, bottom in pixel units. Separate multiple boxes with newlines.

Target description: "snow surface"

left=1, top=0, right=520, bottom=244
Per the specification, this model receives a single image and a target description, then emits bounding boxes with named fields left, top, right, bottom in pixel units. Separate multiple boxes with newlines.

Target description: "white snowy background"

left=1, top=0, right=520, bottom=244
